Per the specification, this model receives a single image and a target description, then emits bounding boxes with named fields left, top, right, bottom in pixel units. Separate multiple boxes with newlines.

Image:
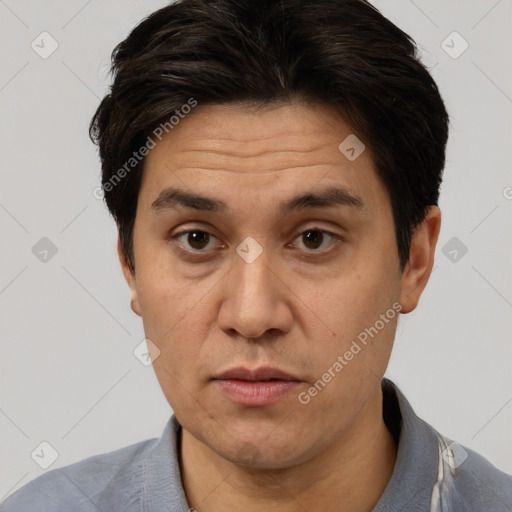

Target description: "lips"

left=213, top=366, right=300, bottom=382
left=212, top=366, right=301, bottom=407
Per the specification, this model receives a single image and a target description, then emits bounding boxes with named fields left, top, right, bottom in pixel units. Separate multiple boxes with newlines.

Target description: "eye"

left=172, top=230, right=222, bottom=252
left=291, top=228, right=341, bottom=252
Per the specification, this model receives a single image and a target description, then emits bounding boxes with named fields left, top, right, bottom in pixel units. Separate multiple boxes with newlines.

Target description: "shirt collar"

left=372, top=379, right=440, bottom=511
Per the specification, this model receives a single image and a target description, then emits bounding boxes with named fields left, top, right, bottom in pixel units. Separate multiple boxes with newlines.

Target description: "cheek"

left=135, top=243, right=202, bottom=332
left=139, top=282, right=208, bottom=363
left=296, top=315, right=396, bottom=435
left=310, top=265, right=395, bottom=339
left=141, top=291, right=210, bottom=415
left=301, top=266, right=399, bottom=396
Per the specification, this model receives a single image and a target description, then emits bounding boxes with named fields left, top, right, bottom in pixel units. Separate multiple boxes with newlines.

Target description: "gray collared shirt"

left=2, top=379, right=511, bottom=511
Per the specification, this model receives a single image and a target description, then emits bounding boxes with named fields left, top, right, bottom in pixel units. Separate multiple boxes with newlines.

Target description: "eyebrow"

left=151, top=185, right=365, bottom=216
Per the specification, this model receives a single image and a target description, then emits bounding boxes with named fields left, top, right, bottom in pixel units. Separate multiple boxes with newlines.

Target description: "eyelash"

left=169, top=227, right=343, bottom=259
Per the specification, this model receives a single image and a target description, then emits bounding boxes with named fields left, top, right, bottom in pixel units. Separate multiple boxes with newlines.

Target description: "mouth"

left=213, top=366, right=300, bottom=382
left=211, top=366, right=302, bottom=407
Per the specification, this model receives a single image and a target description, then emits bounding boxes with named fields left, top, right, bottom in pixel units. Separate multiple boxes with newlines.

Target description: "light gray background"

left=1, top=0, right=511, bottom=501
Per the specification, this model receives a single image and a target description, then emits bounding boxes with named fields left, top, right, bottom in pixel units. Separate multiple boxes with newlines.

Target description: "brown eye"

left=186, top=231, right=211, bottom=250
left=173, top=230, right=218, bottom=252
left=302, top=230, right=324, bottom=249
left=293, top=229, right=339, bottom=252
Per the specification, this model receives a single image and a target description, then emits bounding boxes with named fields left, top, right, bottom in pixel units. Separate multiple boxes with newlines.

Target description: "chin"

left=207, top=424, right=317, bottom=470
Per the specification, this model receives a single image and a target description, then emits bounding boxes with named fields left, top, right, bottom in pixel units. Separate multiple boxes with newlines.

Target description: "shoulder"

left=383, top=380, right=512, bottom=511
left=444, top=441, right=512, bottom=511
left=0, top=438, right=156, bottom=512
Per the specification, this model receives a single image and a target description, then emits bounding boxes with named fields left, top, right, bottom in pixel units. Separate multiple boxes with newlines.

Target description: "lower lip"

left=213, top=379, right=301, bottom=406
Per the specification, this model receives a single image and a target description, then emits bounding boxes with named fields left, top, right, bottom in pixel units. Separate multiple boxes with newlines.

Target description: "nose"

left=217, top=246, right=293, bottom=341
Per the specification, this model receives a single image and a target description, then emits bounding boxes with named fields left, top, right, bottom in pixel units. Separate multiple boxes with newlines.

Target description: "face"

left=120, top=101, right=439, bottom=468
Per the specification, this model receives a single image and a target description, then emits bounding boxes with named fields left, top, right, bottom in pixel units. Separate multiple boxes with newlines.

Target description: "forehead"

left=145, top=101, right=358, bottom=168
left=138, top=101, right=389, bottom=218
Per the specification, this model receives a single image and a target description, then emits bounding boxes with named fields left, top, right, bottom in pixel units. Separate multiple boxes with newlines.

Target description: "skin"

left=118, top=100, right=441, bottom=512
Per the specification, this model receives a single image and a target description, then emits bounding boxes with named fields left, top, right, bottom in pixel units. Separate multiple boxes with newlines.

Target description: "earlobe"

left=399, top=206, right=441, bottom=314
left=117, top=235, right=142, bottom=317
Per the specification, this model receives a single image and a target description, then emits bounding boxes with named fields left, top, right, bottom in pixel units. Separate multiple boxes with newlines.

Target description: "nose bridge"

left=235, top=243, right=273, bottom=315
left=219, top=241, right=287, bottom=339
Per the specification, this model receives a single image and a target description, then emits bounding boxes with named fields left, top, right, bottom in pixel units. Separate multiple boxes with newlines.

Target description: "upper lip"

left=213, top=366, right=300, bottom=382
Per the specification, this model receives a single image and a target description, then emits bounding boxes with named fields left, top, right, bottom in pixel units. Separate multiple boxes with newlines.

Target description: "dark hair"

left=90, top=0, right=449, bottom=274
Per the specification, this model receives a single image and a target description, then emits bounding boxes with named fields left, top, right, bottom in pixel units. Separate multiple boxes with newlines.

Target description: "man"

left=2, top=0, right=511, bottom=511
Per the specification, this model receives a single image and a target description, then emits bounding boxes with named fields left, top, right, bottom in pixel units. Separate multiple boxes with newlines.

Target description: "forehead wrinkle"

left=162, top=143, right=345, bottom=179
left=165, top=134, right=337, bottom=167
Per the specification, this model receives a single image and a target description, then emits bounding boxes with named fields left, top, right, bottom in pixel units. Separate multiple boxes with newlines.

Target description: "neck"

left=180, top=387, right=397, bottom=512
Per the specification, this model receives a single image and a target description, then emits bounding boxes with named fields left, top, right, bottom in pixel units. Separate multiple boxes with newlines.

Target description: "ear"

left=399, top=206, right=441, bottom=314
left=117, top=234, right=141, bottom=317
